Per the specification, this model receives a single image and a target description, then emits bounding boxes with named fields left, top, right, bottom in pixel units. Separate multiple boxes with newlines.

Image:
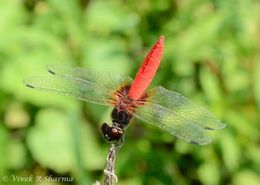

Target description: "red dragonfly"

left=24, top=36, right=225, bottom=145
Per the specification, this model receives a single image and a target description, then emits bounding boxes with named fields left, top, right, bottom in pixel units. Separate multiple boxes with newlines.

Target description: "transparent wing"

left=47, top=64, right=132, bottom=92
left=24, top=64, right=133, bottom=105
left=133, top=86, right=225, bottom=145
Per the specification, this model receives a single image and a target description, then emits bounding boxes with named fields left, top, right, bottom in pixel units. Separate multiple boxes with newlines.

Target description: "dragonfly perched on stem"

left=24, top=35, right=225, bottom=146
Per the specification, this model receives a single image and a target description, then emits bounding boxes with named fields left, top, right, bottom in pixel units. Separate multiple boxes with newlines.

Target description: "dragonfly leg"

left=114, top=133, right=125, bottom=149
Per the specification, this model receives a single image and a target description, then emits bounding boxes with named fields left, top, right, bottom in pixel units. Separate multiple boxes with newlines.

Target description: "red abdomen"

left=128, top=35, right=164, bottom=100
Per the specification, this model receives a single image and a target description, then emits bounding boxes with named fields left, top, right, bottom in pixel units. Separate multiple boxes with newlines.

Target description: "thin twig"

left=103, top=144, right=119, bottom=185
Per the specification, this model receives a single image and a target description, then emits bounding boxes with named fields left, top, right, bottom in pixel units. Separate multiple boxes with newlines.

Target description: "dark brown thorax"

left=101, top=85, right=148, bottom=143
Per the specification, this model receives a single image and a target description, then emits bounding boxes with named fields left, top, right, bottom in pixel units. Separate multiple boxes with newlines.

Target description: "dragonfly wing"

left=47, top=64, right=133, bottom=93
left=134, top=103, right=211, bottom=145
left=24, top=76, right=113, bottom=105
left=24, top=65, right=133, bottom=105
left=144, top=86, right=225, bottom=130
left=133, top=86, right=225, bottom=145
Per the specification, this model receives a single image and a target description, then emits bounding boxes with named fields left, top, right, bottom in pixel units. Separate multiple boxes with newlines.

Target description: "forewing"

left=133, top=86, right=225, bottom=145
left=24, top=65, right=133, bottom=105
left=47, top=64, right=132, bottom=93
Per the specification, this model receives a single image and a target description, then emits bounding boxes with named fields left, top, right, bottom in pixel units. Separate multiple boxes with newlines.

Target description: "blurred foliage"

left=0, top=0, right=259, bottom=185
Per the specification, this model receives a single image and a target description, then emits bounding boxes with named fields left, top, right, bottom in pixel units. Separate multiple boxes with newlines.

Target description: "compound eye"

left=101, top=123, right=109, bottom=134
left=101, top=123, right=124, bottom=142
left=101, top=123, right=111, bottom=141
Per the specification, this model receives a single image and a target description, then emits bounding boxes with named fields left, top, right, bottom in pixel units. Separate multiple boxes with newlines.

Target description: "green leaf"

left=200, top=67, right=222, bottom=103
left=0, top=0, right=25, bottom=34
left=220, top=131, right=240, bottom=172
left=198, top=162, right=220, bottom=185
left=85, top=1, right=139, bottom=34
left=82, top=37, right=131, bottom=74
left=165, top=13, right=225, bottom=63
left=246, top=145, right=260, bottom=167
left=233, top=170, right=260, bottom=185
left=27, top=108, right=104, bottom=174
left=27, top=109, right=76, bottom=173
left=7, top=139, right=27, bottom=169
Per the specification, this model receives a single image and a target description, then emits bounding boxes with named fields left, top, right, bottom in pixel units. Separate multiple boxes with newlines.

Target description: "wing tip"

left=183, top=134, right=212, bottom=145
left=218, top=122, right=226, bottom=129
left=47, top=64, right=56, bottom=75
left=186, top=131, right=212, bottom=145
left=48, top=69, right=55, bottom=75
left=199, top=139, right=212, bottom=145
left=193, top=137, right=212, bottom=145
left=207, top=121, right=226, bottom=130
left=25, top=84, right=35, bottom=89
left=23, top=78, right=34, bottom=89
left=203, top=120, right=226, bottom=130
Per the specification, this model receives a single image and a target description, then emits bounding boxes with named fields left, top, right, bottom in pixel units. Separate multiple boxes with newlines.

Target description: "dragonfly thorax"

left=113, top=85, right=134, bottom=113
left=112, top=85, right=147, bottom=114
left=111, top=108, right=132, bottom=128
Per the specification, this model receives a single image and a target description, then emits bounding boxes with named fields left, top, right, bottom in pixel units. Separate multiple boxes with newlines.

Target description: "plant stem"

left=104, top=144, right=119, bottom=185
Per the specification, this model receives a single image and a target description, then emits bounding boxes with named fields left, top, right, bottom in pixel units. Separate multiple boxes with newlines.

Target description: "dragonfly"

left=24, top=35, right=225, bottom=146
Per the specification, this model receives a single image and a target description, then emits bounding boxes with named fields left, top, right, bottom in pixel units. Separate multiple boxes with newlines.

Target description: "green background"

left=0, top=0, right=259, bottom=185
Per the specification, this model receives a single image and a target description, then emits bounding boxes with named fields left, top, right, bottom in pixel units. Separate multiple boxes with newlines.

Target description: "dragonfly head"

left=101, top=123, right=124, bottom=143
